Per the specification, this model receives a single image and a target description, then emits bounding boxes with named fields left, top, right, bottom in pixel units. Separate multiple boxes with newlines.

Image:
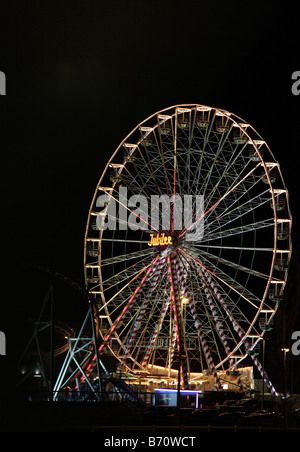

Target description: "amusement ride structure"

left=52, top=104, right=292, bottom=401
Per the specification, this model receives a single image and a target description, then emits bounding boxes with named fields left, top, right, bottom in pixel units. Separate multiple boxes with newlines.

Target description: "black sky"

left=1, top=0, right=300, bottom=393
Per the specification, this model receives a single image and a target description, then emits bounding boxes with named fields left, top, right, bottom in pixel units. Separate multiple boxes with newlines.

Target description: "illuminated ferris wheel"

left=84, top=104, right=292, bottom=394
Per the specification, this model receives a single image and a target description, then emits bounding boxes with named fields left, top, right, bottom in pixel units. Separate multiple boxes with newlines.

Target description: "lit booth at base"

left=152, top=366, right=254, bottom=408
left=155, top=389, right=202, bottom=409
left=140, top=365, right=253, bottom=391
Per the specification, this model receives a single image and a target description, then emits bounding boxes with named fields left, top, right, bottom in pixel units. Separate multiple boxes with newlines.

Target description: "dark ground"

left=3, top=395, right=300, bottom=433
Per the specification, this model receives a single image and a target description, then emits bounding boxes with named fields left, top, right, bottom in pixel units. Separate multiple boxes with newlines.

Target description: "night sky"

left=1, top=1, right=300, bottom=400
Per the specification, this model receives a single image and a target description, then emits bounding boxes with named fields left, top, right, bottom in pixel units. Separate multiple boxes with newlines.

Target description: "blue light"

left=154, top=388, right=202, bottom=395
left=154, top=388, right=202, bottom=409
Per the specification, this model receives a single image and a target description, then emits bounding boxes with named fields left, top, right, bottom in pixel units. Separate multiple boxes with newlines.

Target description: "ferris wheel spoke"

left=133, top=152, right=174, bottom=208
left=194, top=121, right=246, bottom=199
left=98, top=256, right=161, bottom=355
left=141, top=296, right=170, bottom=368
left=170, top=253, right=190, bottom=387
left=204, top=186, right=272, bottom=234
left=167, top=256, right=181, bottom=351
left=100, top=247, right=154, bottom=267
left=196, top=248, right=271, bottom=280
left=129, top=276, right=169, bottom=370
left=179, top=161, right=262, bottom=239
left=101, top=254, right=155, bottom=292
left=204, top=174, right=269, bottom=220
left=119, top=256, right=167, bottom=367
left=100, top=238, right=149, bottom=244
left=147, top=145, right=176, bottom=193
left=201, top=258, right=263, bottom=310
left=179, top=112, right=198, bottom=197
left=126, top=142, right=165, bottom=198
left=177, top=110, right=200, bottom=196
left=178, top=251, right=245, bottom=366
left=204, top=160, right=260, bottom=218
left=196, top=244, right=274, bottom=253
left=190, top=264, right=244, bottom=387
left=118, top=267, right=169, bottom=362
left=178, top=254, right=224, bottom=365
left=197, top=125, right=236, bottom=197
left=198, top=266, right=254, bottom=342
left=179, top=247, right=262, bottom=311
left=200, top=217, right=274, bottom=244
left=124, top=145, right=173, bottom=203
left=121, top=163, right=153, bottom=200
left=202, top=145, right=250, bottom=206
left=202, top=141, right=249, bottom=207
left=189, top=110, right=218, bottom=191
left=100, top=187, right=159, bottom=233
left=98, top=258, right=157, bottom=315
left=204, top=203, right=273, bottom=240
left=153, top=128, right=173, bottom=196
left=173, top=254, right=222, bottom=390
left=188, top=277, right=225, bottom=366
left=199, top=264, right=278, bottom=395
left=139, top=141, right=167, bottom=197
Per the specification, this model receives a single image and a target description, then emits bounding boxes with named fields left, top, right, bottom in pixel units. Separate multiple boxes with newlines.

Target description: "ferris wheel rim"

left=83, top=103, right=292, bottom=389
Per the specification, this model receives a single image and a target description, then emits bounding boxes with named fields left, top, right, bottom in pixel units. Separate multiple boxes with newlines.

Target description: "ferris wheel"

left=84, top=104, right=292, bottom=394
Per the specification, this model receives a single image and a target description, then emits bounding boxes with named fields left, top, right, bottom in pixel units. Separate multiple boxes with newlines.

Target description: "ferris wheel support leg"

left=89, top=302, right=106, bottom=398
left=141, top=297, right=169, bottom=368
left=173, top=256, right=222, bottom=391
left=190, top=261, right=245, bottom=392
left=200, top=266, right=278, bottom=396
left=52, top=348, right=72, bottom=400
left=168, top=323, right=178, bottom=374
left=167, top=255, right=188, bottom=389
left=170, top=254, right=189, bottom=389
left=188, top=297, right=222, bottom=391
left=52, top=308, right=92, bottom=400
left=119, top=256, right=166, bottom=369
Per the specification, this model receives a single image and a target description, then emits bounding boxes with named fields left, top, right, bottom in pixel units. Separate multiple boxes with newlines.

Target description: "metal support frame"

left=17, top=283, right=55, bottom=391
left=53, top=306, right=107, bottom=401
